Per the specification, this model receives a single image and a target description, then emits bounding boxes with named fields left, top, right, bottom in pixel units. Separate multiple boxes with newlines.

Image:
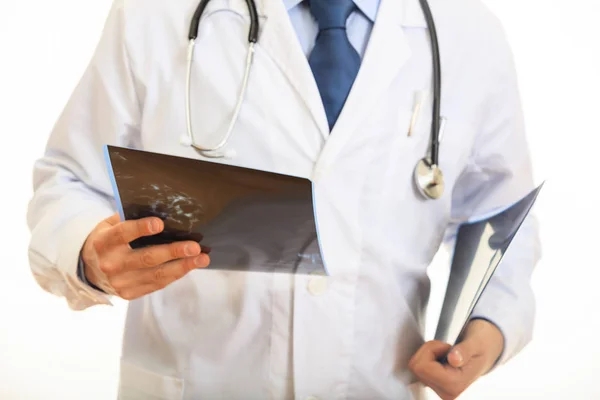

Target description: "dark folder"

left=435, top=183, right=544, bottom=349
left=104, top=145, right=327, bottom=275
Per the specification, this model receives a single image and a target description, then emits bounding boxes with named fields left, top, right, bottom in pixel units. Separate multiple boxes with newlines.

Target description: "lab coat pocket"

left=117, top=360, right=184, bottom=400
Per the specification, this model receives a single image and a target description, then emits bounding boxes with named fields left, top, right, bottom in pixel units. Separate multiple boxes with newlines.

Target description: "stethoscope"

left=181, top=0, right=444, bottom=200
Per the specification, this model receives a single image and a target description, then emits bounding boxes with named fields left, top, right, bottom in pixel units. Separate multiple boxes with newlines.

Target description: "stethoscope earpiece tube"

left=419, top=0, right=442, bottom=165
left=189, top=0, right=210, bottom=40
left=185, top=0, right=260, bottom=156
left=417, top=0, right=442, bottom=168
left=414, top=0, right=444, bottom=200
left=189, top=0, right=260, bottom=42
left=244, top=0, right=260, bottom=42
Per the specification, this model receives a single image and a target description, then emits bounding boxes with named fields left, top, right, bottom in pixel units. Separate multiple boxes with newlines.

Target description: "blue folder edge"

left=103, top=145, right=125, bottom=222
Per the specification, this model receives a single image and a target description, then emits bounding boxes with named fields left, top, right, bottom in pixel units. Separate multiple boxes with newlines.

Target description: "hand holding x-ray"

left=81, top=213, right=210, bottom=300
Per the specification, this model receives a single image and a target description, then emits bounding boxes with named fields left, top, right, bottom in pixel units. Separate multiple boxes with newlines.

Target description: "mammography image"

left=104, top=145, right=326, bottom=275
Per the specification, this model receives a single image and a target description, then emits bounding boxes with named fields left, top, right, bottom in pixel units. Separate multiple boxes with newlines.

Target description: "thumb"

left=105, top=213, right=122, bottom=226
left=447, top=340, right=476, bottom=368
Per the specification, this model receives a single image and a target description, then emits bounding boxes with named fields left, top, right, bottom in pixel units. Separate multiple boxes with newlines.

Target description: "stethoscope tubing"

left=417, top=0, right=442, bottom=167
left=184, top=0, right=444, bottom=198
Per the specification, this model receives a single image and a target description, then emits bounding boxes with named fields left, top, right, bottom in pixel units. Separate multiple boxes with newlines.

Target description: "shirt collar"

left=283, top=0, right=381, bottom=23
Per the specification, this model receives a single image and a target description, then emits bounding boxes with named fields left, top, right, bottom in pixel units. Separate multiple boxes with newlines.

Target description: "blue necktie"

left=308, top=0, right=361, bottom=130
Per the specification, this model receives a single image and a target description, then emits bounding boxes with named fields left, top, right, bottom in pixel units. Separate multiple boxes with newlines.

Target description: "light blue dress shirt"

left=284, top=0, right=381, bottom=59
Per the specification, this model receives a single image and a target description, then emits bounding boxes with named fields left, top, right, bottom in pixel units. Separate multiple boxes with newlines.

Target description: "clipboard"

left=434, top=183, right=544, bottom=357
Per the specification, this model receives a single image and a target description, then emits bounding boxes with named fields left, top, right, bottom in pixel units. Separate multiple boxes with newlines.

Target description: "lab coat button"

left=307, top=276, right=328, bottom=296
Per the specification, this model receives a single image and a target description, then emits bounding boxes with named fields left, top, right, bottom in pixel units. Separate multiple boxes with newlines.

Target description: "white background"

left=0, top=0, right=598, bottom=399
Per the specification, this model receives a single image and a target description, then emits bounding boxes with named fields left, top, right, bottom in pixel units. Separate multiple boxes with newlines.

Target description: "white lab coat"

left=27, top=0, right=540, bottom=399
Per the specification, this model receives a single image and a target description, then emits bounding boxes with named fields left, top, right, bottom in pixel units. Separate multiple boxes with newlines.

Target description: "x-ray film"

left=435, top=183, right=544, bottom=346
left=104, top=145, right=327, bottom=275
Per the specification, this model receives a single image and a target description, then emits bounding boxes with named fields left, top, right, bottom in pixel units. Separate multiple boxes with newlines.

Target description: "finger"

left=139, top=254, right=210, bottom=286
left=105, top=213, right=121, bottom=226
left=117, top=283, right=159, bottom=301
left=447, top=345, right=467, bottom=368
left=111, top=254, right=210, bottom=292
left=411, top=340, right=452, bottom=364
left=412, top=363, right=466, bottom=400
left=448, top=336, right=483, bottom=368
left=425, top=341, right=452, bottom=361
left=124, top=241, right=201, bottom=270
left=409, top=341, right=454, bottom=386
left=410, top=343, right=481, bottom=399
left=102, top=217, right=164, bottom=247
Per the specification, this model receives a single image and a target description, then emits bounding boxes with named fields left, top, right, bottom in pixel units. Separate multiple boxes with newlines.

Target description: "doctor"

left=27, top=0, right=540, bottom=399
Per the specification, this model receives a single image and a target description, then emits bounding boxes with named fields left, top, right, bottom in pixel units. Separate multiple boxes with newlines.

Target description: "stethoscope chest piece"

left=414, top=158, right=444, bottom=200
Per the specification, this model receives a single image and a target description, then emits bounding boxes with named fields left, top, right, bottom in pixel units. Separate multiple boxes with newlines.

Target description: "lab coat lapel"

left=258, top=0, right=329, bottom=139
left=312, top=0, right=413, bottom=175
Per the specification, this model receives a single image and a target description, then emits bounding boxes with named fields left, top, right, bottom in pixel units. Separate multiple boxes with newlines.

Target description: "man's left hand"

left=408, top=319, right=505, bottom=400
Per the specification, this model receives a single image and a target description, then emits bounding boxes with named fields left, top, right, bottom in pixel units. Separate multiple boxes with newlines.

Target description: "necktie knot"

left=309, top=0, right=356, bottom=30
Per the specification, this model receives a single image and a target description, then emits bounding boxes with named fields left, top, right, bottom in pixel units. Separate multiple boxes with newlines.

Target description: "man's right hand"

left=81, top=213, right=210, bottom=300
